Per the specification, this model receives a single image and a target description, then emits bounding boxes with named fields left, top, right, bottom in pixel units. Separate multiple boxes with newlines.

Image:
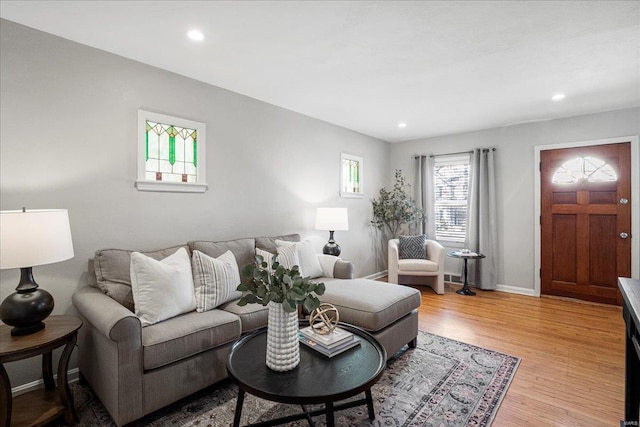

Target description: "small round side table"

left=0, top=315, right=82, bottom=427
left=446, top=251, right=486, bottom=296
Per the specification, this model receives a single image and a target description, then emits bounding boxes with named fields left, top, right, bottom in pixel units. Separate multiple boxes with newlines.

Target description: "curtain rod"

left=412, top=148, right=495, bottom=159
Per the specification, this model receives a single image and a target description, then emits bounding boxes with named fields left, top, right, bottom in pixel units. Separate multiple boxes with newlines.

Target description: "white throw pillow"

left=275, top=239, right=323, bottom=278
left=192, top=250, right=242, bottom=312
left=256, top=248, right=276, bottom=271
left=130, top=247, right=196, bottom=327
left=273, top=244, right=300, bottom=272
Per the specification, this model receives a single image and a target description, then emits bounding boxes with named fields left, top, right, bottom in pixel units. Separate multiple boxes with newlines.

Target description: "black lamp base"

left=0, top=267, right=54, bottom=336
left=322, top=242, right=341, bottom=256
left=322, top=231, right=342, bottom=256
left=9, top=321, right=46, bottom=336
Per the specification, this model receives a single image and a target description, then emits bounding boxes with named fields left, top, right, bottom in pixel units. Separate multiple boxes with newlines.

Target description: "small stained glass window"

left=145, top=121, right=197, bottom=183
left=552, top=156, right=617, bottom=184
left=136, top=110, right=207, bottom=193
left=341, top=153, right=363, bottom=198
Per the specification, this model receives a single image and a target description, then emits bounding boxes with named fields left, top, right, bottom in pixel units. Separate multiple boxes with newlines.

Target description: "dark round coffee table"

left=227, top=322, right=386, bottom=427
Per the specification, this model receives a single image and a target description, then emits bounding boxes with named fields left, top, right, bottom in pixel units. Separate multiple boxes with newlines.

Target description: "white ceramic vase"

left=265, top=301, right=300, bottom=371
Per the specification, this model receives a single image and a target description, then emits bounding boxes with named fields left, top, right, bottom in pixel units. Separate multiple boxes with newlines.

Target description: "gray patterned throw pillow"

left=399, top=235, right=427, bottom=260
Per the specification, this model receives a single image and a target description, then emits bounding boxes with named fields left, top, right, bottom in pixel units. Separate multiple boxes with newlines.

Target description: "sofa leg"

left=409, top=337, right=417, bottom=348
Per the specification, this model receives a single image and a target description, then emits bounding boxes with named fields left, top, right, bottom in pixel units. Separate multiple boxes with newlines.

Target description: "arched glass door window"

left=552, top=156, right=617, bottom=184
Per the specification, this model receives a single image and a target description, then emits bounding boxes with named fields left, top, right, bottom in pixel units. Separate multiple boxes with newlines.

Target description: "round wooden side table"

left=0, top=315, right=82, bottom=427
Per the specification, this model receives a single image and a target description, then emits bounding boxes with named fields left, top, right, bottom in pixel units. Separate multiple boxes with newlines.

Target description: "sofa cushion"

left=141, top=309, right=241, bottom=370
left=94, top=245, right=189, bottom=311
left=189, top=238, right=255, bottom=284
left=255, top=234, right=300, bottom=251
left=219, top=299, right=269, bottom=333
left=192, top=250, right=242, bottom=311
left=399, top=234, right=427, bottom=259
left=130, top=248, right=197, bottom=327
left=275, top=240, right=324, bottom=279
left=319, top=278, right=421, bottom=332
left=398, top=259, right=439, bottom=272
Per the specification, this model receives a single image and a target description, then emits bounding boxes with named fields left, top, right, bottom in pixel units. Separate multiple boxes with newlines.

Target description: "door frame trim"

left=534, top=135, right=639, bottom=297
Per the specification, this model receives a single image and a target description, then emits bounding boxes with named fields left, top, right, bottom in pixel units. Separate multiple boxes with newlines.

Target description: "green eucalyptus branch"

left=236, top=254, right=326, bottom=313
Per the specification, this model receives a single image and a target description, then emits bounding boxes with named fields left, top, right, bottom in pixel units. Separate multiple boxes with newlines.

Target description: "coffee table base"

left=233, top=388, right=376, bottom=427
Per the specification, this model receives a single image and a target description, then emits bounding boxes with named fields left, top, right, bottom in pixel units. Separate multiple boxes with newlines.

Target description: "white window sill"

left=340, top=192, right=364, bottom=198
left=436, top=238, right=466, bottom=245
left=135, top=181, right=208, bottom=193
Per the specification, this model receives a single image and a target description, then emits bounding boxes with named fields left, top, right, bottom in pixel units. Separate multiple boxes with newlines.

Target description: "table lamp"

left=315, top=207, right=348, bottom=256
left=0, top=208, right=74, bottom=335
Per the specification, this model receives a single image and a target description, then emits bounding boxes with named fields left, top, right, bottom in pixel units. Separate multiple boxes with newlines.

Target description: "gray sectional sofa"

left=72, top=234, right=421, bottom=426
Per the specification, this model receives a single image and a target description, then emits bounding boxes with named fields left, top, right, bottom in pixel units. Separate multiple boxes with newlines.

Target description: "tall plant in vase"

left=237, top=254, right=325, bottom=371
left=371, top=169, right=422, bottom=239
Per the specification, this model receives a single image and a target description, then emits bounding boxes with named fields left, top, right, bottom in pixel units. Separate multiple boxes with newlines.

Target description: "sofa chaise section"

left=320, top=278, right=420, bottom=357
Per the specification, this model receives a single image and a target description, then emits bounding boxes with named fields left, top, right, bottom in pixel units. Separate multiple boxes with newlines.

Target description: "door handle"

left=620, top=232, right=629, bottom=239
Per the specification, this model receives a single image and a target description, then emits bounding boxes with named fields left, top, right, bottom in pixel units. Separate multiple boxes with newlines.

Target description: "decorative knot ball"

left=309, top=303, right=339, bottom=335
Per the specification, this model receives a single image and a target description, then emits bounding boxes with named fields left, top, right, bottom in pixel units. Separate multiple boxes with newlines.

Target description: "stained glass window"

left=136, top=110, right=207, bottom=193
left=145, top=121, right=197, bottom=183
left=341, top=153, right=363, bottom=197
left=552, top=156, right=617, bottom=184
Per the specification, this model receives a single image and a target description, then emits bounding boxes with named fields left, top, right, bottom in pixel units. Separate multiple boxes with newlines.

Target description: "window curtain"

left=465, top=148, right=498, bottom=290
left=413, top=155, right=436, bottom=239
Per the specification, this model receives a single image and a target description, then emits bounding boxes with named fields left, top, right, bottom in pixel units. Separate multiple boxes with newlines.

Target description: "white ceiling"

left=1, top=1, right=639, bottom=143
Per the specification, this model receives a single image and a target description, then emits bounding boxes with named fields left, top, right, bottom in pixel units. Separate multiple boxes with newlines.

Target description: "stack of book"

left=298, top=325, right=361, bottom=357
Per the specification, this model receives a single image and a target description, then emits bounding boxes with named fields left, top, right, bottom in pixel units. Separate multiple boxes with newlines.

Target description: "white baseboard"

left=363, top=271, right=536, bottom=296
left=448, top=281, right=537, bottom=297
left=11, top=368, right=80, bottom=396
left=364, top=270, right=388, bottom=280
left=495, top=284, right=536, bottom=297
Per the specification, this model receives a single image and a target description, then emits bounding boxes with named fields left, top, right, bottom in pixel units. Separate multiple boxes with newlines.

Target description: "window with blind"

left=434, top=155, right=470, bottom=242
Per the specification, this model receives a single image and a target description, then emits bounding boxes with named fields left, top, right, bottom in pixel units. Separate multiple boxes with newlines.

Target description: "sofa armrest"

left=426, top=239, right=445, bottom=267
left=334, top=259, right=354, bottom=279
left=388, top=239, right=400, bottom=283
left=316, top=254, right=354, bottom=279
left=72, top=286, right=145, bottom=425
left=73, top=286, right=141, bottom=341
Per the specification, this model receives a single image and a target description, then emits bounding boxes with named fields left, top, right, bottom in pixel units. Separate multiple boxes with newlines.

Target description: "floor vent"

left=445, top=273, right=462, bottom=284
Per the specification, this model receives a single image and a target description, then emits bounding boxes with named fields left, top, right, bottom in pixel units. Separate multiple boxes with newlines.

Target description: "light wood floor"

left=411, top=282, right=625, bottom=427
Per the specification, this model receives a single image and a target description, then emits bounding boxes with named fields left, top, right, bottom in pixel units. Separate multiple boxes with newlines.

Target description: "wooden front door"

left=541, top=142, right=631, bottom=305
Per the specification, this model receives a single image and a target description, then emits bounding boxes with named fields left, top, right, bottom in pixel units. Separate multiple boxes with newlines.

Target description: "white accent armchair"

left=388, top=238, right=445, bottom=294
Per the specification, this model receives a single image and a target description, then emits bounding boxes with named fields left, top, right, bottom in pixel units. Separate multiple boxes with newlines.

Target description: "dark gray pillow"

left=399, top=235, right=427, bottom=260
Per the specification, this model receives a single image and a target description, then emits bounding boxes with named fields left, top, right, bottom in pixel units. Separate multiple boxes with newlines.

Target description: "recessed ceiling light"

left=551, top=93, right=566, bottom=101
left=398, top=122, right=407, bottom=128
left=187, top=29, right=204, bottom=41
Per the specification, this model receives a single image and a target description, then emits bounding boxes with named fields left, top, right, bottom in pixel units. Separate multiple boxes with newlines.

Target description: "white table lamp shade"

left=0, top=209, right=74, bottom=270
left=315, top=208, right=349, bottom=231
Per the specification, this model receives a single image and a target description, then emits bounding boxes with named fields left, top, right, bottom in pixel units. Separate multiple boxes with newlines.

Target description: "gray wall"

left=390, top=107, right=640, bottom=291
left=0, top=20, right=390, bottom=387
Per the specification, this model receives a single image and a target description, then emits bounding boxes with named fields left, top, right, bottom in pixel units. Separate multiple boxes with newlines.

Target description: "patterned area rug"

left=70, top=331, right=519, bottom=427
